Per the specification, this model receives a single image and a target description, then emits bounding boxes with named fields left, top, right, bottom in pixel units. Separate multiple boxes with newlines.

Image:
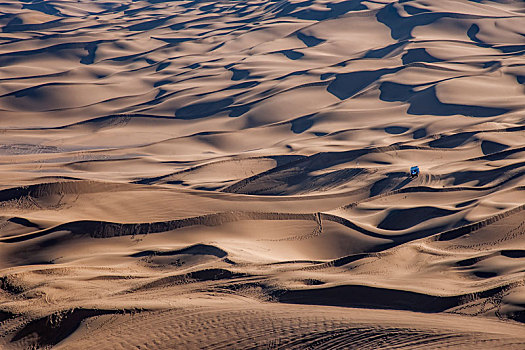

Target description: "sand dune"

left=1, top=0, right=524, bottom=348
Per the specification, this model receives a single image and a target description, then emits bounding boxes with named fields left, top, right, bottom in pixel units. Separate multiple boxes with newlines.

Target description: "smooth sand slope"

left=0, top=0, right=524, bottom=348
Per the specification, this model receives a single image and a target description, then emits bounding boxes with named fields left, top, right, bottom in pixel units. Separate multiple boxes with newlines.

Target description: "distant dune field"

left=1, top=0, right=524, bottom=348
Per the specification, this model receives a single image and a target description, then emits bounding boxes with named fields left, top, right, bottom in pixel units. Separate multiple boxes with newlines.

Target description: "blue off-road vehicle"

left=410, top=166, right=420, bottom=178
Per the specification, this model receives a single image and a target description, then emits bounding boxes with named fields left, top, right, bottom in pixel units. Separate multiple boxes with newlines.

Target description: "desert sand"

left=0, top=0, right=525, bottom=348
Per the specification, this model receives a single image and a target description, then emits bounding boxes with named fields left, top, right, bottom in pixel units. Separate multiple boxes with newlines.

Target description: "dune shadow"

left=276, top=283, right=509, bottom=313
left=130, top=244, right=227, bottom=258
left=412, top=128, right=427, bottom=139
left=364, top=42, right=406, bottom=59
left=127, top=17, right=172, bottom=31
left=175, top=98, right=234, bottom=119
left=377, top=207, right=457, bottom=231
left=327, top=68, right=400, bottom=100
left=229, top=104, right=251, bottom=117
left=429, top=132, right=477, bottom=148
left=368, top=171, right=428, bottom=197
left=377, top=3, right=453, bottom=40
left=450, top=162, right=525, bottom=186
left=291, top=114, right=315, bottom=134
left=21, top=0, right=62, bottom=16
left=402, top=48, right=442, bottom=65
left=229, top=67, right=251, bottom=81
left=466, top=24, right=485, bottom=45
left=379, top=82, right=509, bottom=118
left=501, top=250, right=525, bottom=259
left=481, top=140, right=509, bottom=155
left=288, top=0, right=368, bottom=21
left=11, top=309, right=117, bottom=347
left=224, top=81, right=259, bottom=90
left=279, top=50, right=304, bottom=60
left=385, top=126, right=409, bottom=134
left=152, top=37, right=192, bottom=46
left=297, top=32, right=325, bottom=47
left=2, top=17, right=66, bottom=33
left=269, top=154, right=307, bottom=167
left=80, top=42, right=98, bottom=65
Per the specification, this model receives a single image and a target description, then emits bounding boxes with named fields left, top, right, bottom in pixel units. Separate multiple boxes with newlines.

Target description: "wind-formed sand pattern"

left=1, top=0, right=525, bottom=348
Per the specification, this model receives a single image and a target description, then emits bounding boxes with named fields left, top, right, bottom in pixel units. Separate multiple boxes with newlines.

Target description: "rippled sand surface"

left=1, top=0, right=525, bottom=348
